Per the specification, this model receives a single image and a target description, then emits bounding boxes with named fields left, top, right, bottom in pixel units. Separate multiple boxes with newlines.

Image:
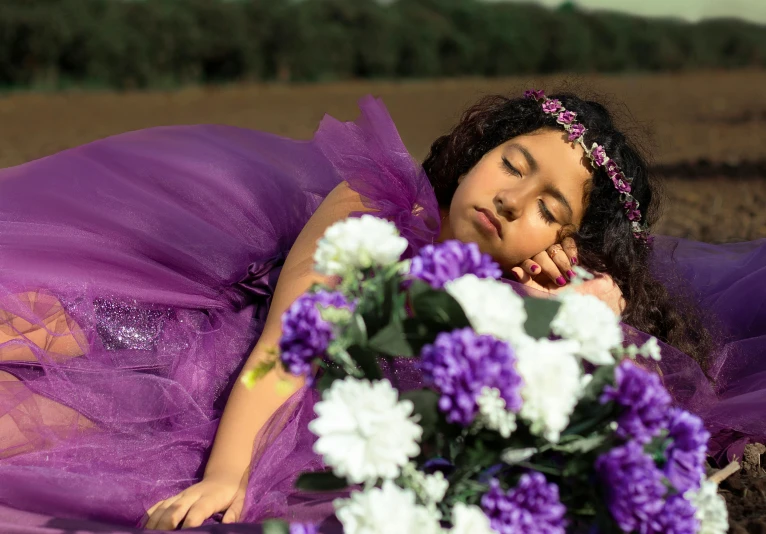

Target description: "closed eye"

left=501, top=157, right=521, bottom=177
left=538, top=200, right=557, bottom=225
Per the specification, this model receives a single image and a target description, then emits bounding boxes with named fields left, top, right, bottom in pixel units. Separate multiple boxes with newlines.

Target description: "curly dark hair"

left=422, top=92, right=716, bottom=370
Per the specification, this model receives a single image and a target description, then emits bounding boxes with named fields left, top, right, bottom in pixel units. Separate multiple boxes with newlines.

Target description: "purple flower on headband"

left=624, top=199, right=638, bottom=211
left=613, top=177, right=632, bottom=194
left=627, top=208, right=642, bottom=221
left=567, top=123, right=586, bottom=141
left=524, top=89, right=546, bottom=100
left=590, top=144, right=609, bottom=166
left=556, top=110, right=577, bottom=125
left=542, top=99, right=563, bottom=113
left=606, top=160, right=620, bottom=178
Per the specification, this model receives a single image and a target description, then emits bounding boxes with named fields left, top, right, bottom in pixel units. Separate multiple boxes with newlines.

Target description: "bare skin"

left=143, top=127, right=627, bottom=529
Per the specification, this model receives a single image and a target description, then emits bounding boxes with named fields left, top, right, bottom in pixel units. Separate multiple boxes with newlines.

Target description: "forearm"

left=202, top=181, right=367, bottom=481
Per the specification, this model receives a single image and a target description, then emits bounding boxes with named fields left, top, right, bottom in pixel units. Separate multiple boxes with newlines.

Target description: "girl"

left=0, top=93, right=761, bottom=532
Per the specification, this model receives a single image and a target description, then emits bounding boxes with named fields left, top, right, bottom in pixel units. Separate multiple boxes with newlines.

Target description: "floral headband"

left=524, top=89, right=651, bottom=243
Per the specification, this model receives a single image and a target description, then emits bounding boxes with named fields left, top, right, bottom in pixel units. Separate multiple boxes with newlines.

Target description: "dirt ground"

left=2, top=69, right=766, bottom=243
left=1, top=69, right=766, bottom=529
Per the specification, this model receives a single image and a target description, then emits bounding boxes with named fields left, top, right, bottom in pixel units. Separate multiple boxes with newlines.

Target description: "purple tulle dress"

left=0, top=96, right=762, bottom=533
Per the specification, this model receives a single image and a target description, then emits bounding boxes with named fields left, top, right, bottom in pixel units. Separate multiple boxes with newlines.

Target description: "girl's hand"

left=517, top=237, right=579, bottom=287
left=142, top=471, right=248, bottom=530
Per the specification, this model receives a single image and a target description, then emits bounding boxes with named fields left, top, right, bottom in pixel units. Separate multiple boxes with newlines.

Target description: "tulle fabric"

left=0, top=95, right=762, bottom=533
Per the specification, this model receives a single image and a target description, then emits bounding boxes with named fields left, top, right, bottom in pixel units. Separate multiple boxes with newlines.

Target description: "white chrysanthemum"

left=476, top=386, right=517, bottom=438
left=516, top=338, right=583, bottom=442
left=309, top=378, right=422, bottom=484
left=334, top=481, right=442, bottom=534
left=313, top=215, right=409, bottom=276
left=550, top=292, right=622, bottom=365
left=639, top=336, right=662, bottom=361
left=450, top=503, right=495, bottom=534
left=401, top=462, right=449, bottom=507
left=445, top=274, right=529, bottom=346
left=687, top=480, right=729, bottom=534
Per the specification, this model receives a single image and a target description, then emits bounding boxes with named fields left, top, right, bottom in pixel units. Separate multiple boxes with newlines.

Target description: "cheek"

left=501, top=219, right=557, bottom=265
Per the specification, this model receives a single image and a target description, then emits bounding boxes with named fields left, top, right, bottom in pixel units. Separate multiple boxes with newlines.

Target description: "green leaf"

left=401, top=317, right=438, bottom=355
left=346, top=313, right=369, bottom=346
left=400, top=389, right=440, bottom=440
left=368, top=321, right=414, bottom=357
left=523, top=297, right=562, bottom=339
left=315, top=365, right=345, bottom=393
left=295, top=471, right=349, bottom=492
left=240, top=358, right=277, bottom=389
left=347, top=345, right=383, bottom=380
left=412, top=288, right=470, bottom=328
left=550, top=433, right=608, bottom=454
left=262, top=519, right=290, bottom=534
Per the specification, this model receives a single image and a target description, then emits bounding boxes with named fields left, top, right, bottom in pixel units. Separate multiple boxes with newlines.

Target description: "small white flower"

left=476, top=386, right=517, bottom=438
left=516, top=338, right=583, bottom=442
left=309, top=377, right=422, bottom=484
left=550, top=292, right=622, bottom=365
left=313, top=215, right=408, bottom=277
left=445, top=274, right=529, bottom=346
left=449, top=502, right=495, bottom=534
left=401, top=462, right=449, bottom=507
left=500, top=447, right=537, bottom=465
left=687, top=480, right=728, bottom=534
left=334, top=480, right=442, bottom=534
left=639, top=337, right=662, bottom=361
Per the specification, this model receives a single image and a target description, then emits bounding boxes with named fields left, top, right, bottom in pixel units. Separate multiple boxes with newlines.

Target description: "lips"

left=477, top=208, right=503, bottom=237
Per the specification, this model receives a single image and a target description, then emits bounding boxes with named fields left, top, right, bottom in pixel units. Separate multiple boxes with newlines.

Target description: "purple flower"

left=542, top=98, right=563, bottom=113
left=289, top=524, right=319, bottom=534
left=279, top=291, right=354, bottom=376
left=409, top=240, right=502, bottom=289
left=556, top=110, right=577, bottom=125
left=627, top=208, right=642, bottom=221
left=595, top=441, right=666, bottom=532
left=624, top=199, right=639, bottom=211
left=567, top=123, right=586, bottom=141
left=606, top=160, right=621, bottom=178
left=650, top=495, right=700, bottom=534
left=525, top=89, right=546, bottom=100
left=601, top=360, right=671, bottom=443
left=590, top=144, right=609, bottom=166
left=420, top=328, right=522, bottom=426
left=664, top=408, right=710, bottom=493
left=481, top=474, right=567, bottom=534
left=612, top=176, right=632, bottom=194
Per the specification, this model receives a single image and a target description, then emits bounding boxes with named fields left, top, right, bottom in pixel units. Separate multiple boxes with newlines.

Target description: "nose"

left=494, top=187, right=527, bottom=221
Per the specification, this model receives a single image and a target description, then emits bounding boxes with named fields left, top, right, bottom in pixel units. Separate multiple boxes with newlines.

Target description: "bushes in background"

left=1, top=0, right=764, bottom=90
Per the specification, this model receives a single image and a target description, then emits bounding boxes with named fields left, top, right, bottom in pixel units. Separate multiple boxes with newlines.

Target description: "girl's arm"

left=203, top=180, right=370, bottom=482
left=144, top=181, right=373, bottom=530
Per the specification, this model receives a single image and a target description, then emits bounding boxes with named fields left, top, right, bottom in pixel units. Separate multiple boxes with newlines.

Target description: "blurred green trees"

left=0, top=0, right=764, bottom=90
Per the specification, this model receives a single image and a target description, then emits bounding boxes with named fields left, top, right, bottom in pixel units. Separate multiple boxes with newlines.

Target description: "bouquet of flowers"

left=249, top=215, right=729, bottom=534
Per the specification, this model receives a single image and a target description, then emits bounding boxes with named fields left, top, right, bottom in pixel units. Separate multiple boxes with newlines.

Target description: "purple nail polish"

left=567, top=270, right=576, bottom=279
left=571, top=257, right=578, bottom=265
left=556, top=276, right=566, bottom=286
left=530, top=265, right=539, bottom=273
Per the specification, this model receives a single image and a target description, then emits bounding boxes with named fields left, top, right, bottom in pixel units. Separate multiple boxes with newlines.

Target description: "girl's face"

left=441, top=128, right=593, bottom=271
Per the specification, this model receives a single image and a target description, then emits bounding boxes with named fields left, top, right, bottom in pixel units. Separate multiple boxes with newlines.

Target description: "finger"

left=222, top=492, right=245, bottom=524
left=144, top=496, right=181, bottom=531
left=532, top=251, right=567, bottom=287
left=561, top=236, right=579, bottom=266
left=519, top=259, right=542, bottom=278
left=154, top=497, right=197, bottom=531
left=548, top=245, right=575, bottom=281
left=181, top=501, right=219, bottom=529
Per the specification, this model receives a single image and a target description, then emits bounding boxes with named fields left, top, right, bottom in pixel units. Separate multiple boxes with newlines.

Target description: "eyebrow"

left=508, top=143, right=574, bottom=222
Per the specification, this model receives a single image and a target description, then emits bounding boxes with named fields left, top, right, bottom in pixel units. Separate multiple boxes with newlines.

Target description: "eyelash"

left=500, top=157, right=557, bottom=225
